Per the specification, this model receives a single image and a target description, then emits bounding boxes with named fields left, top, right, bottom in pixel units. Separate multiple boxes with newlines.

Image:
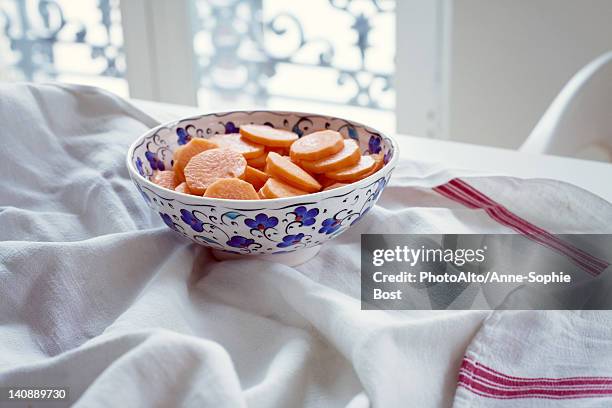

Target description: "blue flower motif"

left=368, top=135, right=382, bottom=154
left=227, top=235, right=255, bottom=248
left=319, top=218, right=342, bottom=235
left=176, top=127, right=191, bottom=145
left=293, top=206, right=319, bottom=226
left=224, top=121, right=239, bottom=134
left=347, top=126, right=358, bottom=140
left=136, top=157, right=145, bottom=176
left=277, top=233, right=305, bottom=248
left=180, top=209, right=204, bottom=232
left=245, top=213, right=278, bottom=230
left=159, top=212, right=176, bottom=230
left=145, top=151, right=165, bottom=171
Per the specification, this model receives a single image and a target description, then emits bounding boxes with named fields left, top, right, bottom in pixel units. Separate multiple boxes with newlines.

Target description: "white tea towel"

left=0, top=83, right=611, bottom=408
left=453, top=311, right=612, bottom=407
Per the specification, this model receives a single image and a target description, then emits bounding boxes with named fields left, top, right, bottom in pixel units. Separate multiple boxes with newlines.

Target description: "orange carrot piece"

left=151, top=170, right=177, bottom=191
left=325, top=155, right=376, bottom=182
left=266, top=146, right=290, bottom=156
left=174, top=182, right=192, bottom=194
left=203, top=178, right=259, bottom=200
left=240, top=124, right=298, bottom=147
left=260, top=178, right=309, bottom=198
left=289, top=130, right=343, bottom=161
left=172, top=146, right=186, bottom=182
left=210, top=133, right=265, bottom=159
left=299, top=139, right=360, bottom=174
left=258, top=188, right=269, bottom=199
left=358, top=153, right=385, bottom=179
left=184, top=148, right=246, bottom=195
left=173, top=138, right=218, bottom=181
left=323, top=182, right=349, bottom=191
left=247, top=151, right=268, bottom=169
left=243, top=165, right=269, bottom=190
left=265, top=152, right=321, bottom=192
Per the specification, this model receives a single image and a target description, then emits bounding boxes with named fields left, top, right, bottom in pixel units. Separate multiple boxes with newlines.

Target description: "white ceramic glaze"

left=126, top=111, right=398, bottom=259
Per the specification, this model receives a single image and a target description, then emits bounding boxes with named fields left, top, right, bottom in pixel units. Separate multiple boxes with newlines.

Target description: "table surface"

left=132, top=99, right=612, bottom=203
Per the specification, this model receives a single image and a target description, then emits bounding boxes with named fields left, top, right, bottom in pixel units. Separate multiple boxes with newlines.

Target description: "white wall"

left=447, top=0, right=612, bottom=148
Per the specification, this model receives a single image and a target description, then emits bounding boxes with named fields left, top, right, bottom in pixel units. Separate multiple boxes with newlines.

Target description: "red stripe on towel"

left=432, top=178, right=609, bottom=276
left=461, top=358, right=612, bottom=388
left=449, top=179, right=608, bottom=271
left=458, top=357, right=612, bottom=400
left=435, top=183, right=601, bottom=276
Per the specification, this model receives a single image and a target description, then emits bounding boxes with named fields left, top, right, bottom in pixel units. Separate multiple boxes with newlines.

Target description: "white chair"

left=521, top=51, right=612, bottom=162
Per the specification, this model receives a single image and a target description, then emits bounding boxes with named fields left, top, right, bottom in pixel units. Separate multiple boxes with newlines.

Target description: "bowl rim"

left=126, top=109, right=400, bottom=206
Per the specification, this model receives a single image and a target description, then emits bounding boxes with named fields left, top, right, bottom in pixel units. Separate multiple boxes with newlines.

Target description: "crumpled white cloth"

left=0, top=83, right=611, bottom=408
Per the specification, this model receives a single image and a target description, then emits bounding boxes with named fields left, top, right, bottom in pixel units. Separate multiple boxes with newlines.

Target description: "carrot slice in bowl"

left=289, top=130, right=344, bottom=161
left=299, top=139, right=360, bottom=174
left=323, top=182, right=349, bottom=191
left=244, top=165, right=269, bottom=190
left=265, top=152, right=321, bottom=192
left=325, top=155, right=376, bottom=182
left=240, top=125, right=298, bottom=147
left=174, top=181, right=192, bottom=194
left=152, top=170, right=178, bottom=190
left=174, top=138, right=218, bottom=181
left=204, top=178, right=259, bottom=200
left=184, top=148, right=246, bottom=195
left=210, top=133, right=265, bottom=159
left=247, top=151, right=268, bottom=169
left=359, top=153, right=385, bottom=179
left=260, top=178, right=309, bottom=198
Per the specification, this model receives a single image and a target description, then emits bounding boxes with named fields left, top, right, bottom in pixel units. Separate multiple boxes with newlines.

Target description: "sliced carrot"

left=323, top=182, right=349, bottom=191
left=261, top=178, right=308, bottom=198
left=258, top=188, right=269, bottom=199
left=246, top=145, right=291, bottom=169
left=315, top=174, right=336, bottom=189
left=299, top=139, right=360, bottom=174
left=203, top=178, right=259, bottom=200
left=266, top=146, right=290, bottom=156
left=371, top=152, right=385, bottom=172
left=173, top=138, right=218, bottom=181
left=265, top=152, right=321, bottom=192
left=325, top=155, right=376, bottom=182
left=247, top=151, right=268, bottom=169
left=172, top=146, right=186, bottom=182
left=151, top=170, right=178, bottom=191
left=240, top=124, right=298, bottom=147
left=243, top=165, right=269, bottom=190
left=174, top=182, right=192, bottom=194
left=289, top=130, right=343, bottom=161
left=210, top=133, right=265, bottom=159
left=358, top=153, right=385, bottom=179
left=184, top=148, right=246, bottom=195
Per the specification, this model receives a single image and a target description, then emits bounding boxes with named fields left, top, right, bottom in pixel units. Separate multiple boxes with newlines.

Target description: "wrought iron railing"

left=192, top=0, right=395, bottom=110
left=0, top=0, right=395, bottom=114
left=0, top=0, right=124, bottom=82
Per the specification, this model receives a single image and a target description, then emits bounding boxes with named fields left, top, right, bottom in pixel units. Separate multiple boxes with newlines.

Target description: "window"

left=1, top=0, right=413, bottom=136
left=0, top=0, right=127, bottom=96
left=192, top=0, right=395, bottom=133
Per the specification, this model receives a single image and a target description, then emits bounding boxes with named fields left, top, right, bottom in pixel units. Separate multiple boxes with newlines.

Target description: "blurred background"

left=1, top=0, right=611, bottom=152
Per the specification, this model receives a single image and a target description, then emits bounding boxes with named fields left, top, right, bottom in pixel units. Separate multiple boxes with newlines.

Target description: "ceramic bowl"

left=126, top=111, right=399, bottom=265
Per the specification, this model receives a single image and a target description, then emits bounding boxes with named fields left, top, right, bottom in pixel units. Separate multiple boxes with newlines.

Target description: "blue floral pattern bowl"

left=126, top=111, right=398, bottom=260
